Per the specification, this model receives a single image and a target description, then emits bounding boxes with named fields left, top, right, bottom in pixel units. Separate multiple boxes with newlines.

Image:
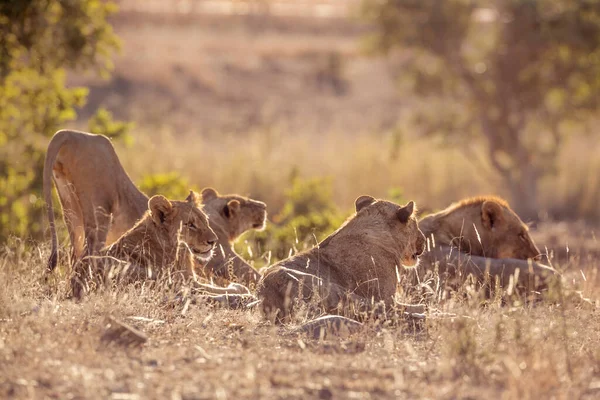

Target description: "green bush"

left=88, top=107, right=134, bottom=144
left=138, top=172, right=195, bottom=200
left=235, top=177, right=345, bottom=268
left=0, top=0, right=122, bottom=242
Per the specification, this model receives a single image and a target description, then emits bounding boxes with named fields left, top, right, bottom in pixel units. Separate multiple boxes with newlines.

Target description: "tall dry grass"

left=113, top=127, right=600, bottom=223
left=63, top=10, right=600, bottom=223
left=2, top=225, right=600, bottom=398
left=5, top=7, right=600, bottom=398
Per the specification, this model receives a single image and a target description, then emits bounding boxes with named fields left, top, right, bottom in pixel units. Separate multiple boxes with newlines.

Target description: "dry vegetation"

left=68, top=11, right=600, bottom=220
left=112, top=128, right=600, bottom=222
left=4, top=6, right=600, bottom=400
left=2, top=226, right=600, bottom=399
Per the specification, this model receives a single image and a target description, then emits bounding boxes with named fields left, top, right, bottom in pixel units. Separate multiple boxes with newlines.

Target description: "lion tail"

left=44, top=130, right=72, bottom=271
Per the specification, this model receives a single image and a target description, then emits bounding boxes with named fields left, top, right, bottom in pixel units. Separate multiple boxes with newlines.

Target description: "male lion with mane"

left=257, top=196, right=426, bottom=324
left=72, top=191, right=218, bottom=298
left=44, top=130, right=266, bottom=287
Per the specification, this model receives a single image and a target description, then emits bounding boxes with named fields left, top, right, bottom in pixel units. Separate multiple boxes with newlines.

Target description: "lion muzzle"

left=191, top=241, right=216, bottom=264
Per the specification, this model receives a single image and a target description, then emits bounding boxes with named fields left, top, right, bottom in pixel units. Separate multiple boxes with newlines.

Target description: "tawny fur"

left=71, top=193, right=218, bottom=298
left=415, top=196, right=551, bottom=296
left=418, top=196, right=540, bottom=260
left=44, top=130, right=266, bottom=286
left=196, top=188, right=266, bottom=287
left=257, top=196, right=426, bottom=323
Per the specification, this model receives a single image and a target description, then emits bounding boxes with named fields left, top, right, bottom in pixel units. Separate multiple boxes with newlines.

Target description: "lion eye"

left=186, top=222, right=197, bottom=230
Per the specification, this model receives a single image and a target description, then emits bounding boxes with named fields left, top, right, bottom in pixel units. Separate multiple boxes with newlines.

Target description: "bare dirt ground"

left=2, top=224, right=600, bottom=399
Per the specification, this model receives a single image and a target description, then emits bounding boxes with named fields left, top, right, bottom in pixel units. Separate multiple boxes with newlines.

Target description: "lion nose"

left=207, top=239, right=216, bottom=246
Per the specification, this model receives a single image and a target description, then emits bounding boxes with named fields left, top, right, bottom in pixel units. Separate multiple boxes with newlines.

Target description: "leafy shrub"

left=0, top=0, right=121, bottom=242
left=88, top=107, right=134, bottom=144
left=138, top=172, right=195, bottom=200
left=235, top=177, right=345, bottom=269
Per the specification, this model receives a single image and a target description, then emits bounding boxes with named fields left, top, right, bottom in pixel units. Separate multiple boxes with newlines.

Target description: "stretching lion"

left=43, top=130, right=265, bottom=286
left=72, top=191, right=218, bottom=298
left=257, top=196, right=426, bottom=323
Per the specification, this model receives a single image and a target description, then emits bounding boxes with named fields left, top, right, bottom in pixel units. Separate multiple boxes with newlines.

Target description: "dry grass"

left=66, top=12, right=600, bottom=221
left=109, top=128, right=600, bottom=224
left=116, top=129, right=489, bottom=214
left=2, top=224, right=600, bottom=399
left=7, top=6, right=600, bottom=399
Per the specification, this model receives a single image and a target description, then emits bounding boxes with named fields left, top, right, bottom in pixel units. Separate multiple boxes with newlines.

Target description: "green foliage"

left=138, top=172, right=195, bottom=200
left=361, top=0, right=600, bottom=218
left=386, top=187, right=406, bottom=205
left=0, top=0, right=120, bottom=77
left=236, top=177, right=345, bottom=267
left=88, top=107, right=134, bottom=145
left=0, top=0, right=121, bottom=242
left=277, top=176, right=337, bottom=221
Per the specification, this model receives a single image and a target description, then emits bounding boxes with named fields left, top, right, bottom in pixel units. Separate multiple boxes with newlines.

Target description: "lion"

left=416, top=196, right=557, bottom=295
left=43, top=130, right=266, bottom=286
left=72, top=191, right=218, bottom=298
left=418, top=196, right=540, bottom=260
left=256, top=196, right=426, bottom=324
left=196, top=187, right=265, bottom=287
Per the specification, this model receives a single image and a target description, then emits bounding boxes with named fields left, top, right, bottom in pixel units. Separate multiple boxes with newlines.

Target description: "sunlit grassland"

left=114, top=128, right=600, bottom=223
left=1, top=226, right=600, bottom=398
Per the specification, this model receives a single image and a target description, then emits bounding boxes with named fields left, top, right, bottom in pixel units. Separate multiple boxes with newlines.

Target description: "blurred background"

left=1, top=0, right=600, bottom=262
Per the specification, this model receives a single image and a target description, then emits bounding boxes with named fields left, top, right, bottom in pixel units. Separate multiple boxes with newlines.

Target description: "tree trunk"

left=508, top=156, right=541, bottom=222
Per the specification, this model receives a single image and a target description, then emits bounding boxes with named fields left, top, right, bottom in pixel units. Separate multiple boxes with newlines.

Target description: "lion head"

left=200, top=187, right=267, bottom=241
left=419, top=196, right=540, bottom=260
left=352, top=195, right=426, bottom=267
left=147, top=191, right=218, bottom=264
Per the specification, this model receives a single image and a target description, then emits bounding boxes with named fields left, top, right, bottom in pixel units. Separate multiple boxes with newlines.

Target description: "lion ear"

left=481, top=200, right=504, bottom=230
left=201, top=187, right=219, bottom=202
left=186, top=190, right=202, bottom=206
left=397, top=201, right=415, bottom=224
left=149, top=195, right=173, bottom=224
left=355, top=195, right=376, bottom=212
left=224, top=199, right=241, bottom=218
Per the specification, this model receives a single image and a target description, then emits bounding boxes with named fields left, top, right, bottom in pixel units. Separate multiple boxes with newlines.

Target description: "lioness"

left=44, top=130, right=266, bottom=286
left=417, top=196, right=556, bottom=294
left=257, top=196, right=426, bottom=323
left=418, top=196, right=540, bottom=260
left=197, top=187, right=265, bottom=287
left=72, top=191, right=218, bottom=298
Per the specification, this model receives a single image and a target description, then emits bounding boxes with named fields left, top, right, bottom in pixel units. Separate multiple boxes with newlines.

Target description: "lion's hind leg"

left=54, top=176, right=85, bottom=265
left=80, top=200, right=112, bottom=258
